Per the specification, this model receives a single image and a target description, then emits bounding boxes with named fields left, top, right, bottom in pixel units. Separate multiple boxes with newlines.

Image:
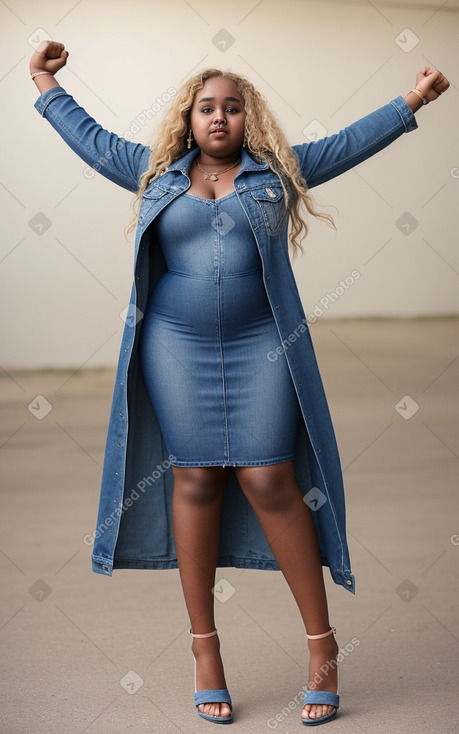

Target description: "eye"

left=199, top=106, right=241, bottom=114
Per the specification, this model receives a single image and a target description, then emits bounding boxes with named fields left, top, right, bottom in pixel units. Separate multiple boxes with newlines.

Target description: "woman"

left=30, top=40, right=448, bottom=726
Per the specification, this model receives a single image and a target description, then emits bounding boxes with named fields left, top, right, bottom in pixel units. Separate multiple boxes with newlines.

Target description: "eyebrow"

left=197, top=96, right=242, bottom=104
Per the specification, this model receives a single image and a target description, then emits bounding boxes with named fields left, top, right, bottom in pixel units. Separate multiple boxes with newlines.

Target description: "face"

left=189, top=76, right=246, bottom=159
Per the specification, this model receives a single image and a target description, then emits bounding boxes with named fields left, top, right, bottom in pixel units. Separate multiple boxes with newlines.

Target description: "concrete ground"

left=1, top=319, right=458, bottom=734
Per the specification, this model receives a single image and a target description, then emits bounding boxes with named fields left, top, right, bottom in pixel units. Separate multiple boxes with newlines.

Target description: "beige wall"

left=2, top=0, right=458, bottom=367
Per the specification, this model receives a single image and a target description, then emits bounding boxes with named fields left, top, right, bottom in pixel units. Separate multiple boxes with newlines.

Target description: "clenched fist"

left=414, top=66, right=449, bottom=103
left=30, top=40, right=69, bottom=75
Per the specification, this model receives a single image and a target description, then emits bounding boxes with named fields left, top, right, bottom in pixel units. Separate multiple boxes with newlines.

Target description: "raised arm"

left=30, top=40, right=150, bottom=192
left=294, top=66, right=449, bottom=190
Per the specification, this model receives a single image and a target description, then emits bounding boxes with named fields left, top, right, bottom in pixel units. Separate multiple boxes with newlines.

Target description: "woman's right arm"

left=30, top=40, right=150, bottom=192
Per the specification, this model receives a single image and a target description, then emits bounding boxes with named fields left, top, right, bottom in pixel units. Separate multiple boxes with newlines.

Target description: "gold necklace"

left=196, top=158, right=241, bottom=182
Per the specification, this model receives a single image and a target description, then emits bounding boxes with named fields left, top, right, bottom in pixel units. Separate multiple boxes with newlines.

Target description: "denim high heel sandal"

left=190, top=629, right=233, bottom=724
left=301, top=627, right=339, bottom=727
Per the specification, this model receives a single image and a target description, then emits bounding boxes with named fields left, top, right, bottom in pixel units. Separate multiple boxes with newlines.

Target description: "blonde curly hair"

left=126, top=68, right=334, bottom=255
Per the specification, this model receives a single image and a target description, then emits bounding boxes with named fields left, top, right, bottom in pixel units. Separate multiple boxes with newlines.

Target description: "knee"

left=173, top=467, right=225, bottom=506
left=236, top=465, right=297, bottom=513
left=245, top=481, right=287, bottom=512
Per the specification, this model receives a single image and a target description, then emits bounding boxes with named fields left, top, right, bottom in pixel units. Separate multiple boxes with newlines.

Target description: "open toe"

left=301, top=627, right=339, bottom=727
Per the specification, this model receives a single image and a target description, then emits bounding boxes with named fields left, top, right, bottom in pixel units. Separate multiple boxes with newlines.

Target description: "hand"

left=29, top=40, right=68, bottom=76
left=414, top=66, right=449, bottom=103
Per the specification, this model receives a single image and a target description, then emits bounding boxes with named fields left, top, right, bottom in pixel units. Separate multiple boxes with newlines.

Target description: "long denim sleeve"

left=293, top=96, right=417, bottom=188
left=35, top=88, right=417, bottom=194
left=34, top=86, right=150, bottom=192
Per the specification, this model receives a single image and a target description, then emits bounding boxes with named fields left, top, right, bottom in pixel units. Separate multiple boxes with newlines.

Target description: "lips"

left=210, top=128, right=227, bottom=136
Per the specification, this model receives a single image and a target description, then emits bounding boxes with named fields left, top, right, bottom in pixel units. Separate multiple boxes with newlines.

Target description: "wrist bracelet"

left=31, top=71, right=53, bottom=80
left=410, top=88, right=427, bottom=105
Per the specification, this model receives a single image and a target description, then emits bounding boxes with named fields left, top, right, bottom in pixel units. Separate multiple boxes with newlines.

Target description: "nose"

left=213, top=111, right=226, bottom=124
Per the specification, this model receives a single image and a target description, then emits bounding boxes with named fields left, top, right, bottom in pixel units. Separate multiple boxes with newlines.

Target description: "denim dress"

left=140, top=189, right=301, bottom=466
left=34, top=87, right=417, bottom=592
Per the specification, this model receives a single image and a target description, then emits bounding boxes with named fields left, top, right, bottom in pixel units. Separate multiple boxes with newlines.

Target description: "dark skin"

left=173, top=462, right=337, bottom=722
left=170, top=69, right=451, bottom=723
left=30, top=41, right=450, bottom=722
left=187, top=76, right=245, bottom=200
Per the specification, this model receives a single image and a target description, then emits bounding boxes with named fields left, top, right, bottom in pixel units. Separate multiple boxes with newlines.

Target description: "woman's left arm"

left=294, top=66, right=449, bottom=190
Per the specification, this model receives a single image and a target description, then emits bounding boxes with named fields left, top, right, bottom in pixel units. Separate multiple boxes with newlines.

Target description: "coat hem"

left=111, top=556, right=281, bottom=571
left=91, top=554, right=354, bottom=591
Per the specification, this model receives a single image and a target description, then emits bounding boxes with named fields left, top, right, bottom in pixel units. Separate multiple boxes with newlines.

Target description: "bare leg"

left=172, top=465, right=232, bottom=719
left=235, top=461, right=338, bottom=723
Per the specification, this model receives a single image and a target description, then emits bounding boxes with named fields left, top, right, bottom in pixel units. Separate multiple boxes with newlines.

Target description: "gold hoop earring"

left=187, top=129, right=193, bottom=149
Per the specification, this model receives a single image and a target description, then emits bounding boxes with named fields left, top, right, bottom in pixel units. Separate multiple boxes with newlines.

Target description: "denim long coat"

left=35, top=86, right=417, bottom=592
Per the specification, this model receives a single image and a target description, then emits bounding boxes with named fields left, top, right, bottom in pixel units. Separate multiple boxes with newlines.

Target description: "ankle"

left=307, top=634, right=338, bottom=655
left=306, top=636, right=338, bottom=693
left=191, top=631, right=221, bottom=658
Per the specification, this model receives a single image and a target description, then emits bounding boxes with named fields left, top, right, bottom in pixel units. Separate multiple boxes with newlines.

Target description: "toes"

left=199, top=702, right=231, bottom=719
left=302, top=703, right=334, bottom=720
left=220, top=703, right=231, bottom=718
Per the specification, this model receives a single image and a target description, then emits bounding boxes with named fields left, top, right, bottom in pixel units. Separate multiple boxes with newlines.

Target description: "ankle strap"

left=307, top=626, right=336, bottom=640
left=189, top=628, right=218, bottom=638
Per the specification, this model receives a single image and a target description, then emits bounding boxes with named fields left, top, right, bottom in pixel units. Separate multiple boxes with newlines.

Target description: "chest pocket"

left=139, top=182, right=172, bottom=225
left=251, top=185, right=288, bottom=236
left=142, top=181, right=170, bottom=201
